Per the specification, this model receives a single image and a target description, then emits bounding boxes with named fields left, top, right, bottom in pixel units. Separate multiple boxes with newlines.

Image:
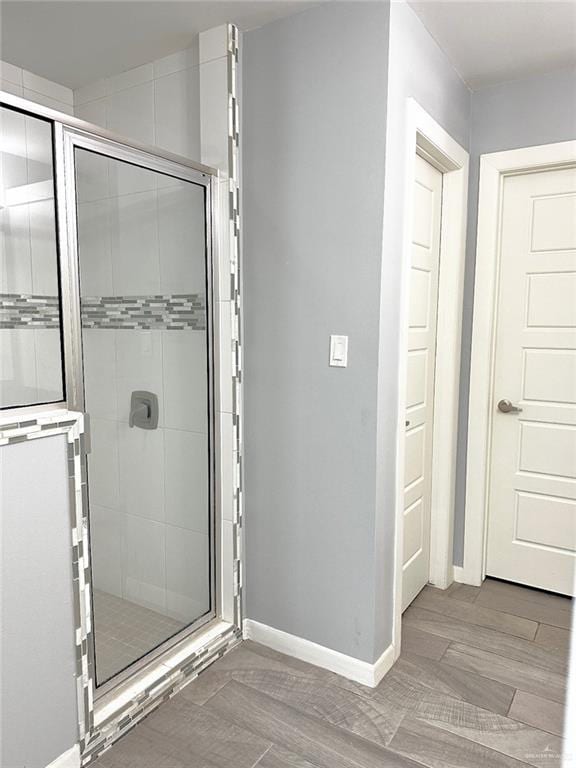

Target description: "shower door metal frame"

left=59, top=124, right=221, bottom=694
left=1, top=90, right=243, bottom=759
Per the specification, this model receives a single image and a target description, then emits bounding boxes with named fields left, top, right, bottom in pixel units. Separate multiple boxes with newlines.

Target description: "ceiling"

left=0, top=0, right=319, bottom=89
left=1, top=1, right=575, bottom=91
left=408, top=0, right=576, bottom=89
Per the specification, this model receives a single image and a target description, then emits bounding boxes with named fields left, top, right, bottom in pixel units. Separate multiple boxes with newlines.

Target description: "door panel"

left=523, top=349, right=576, bottom=403
left=486, top=167, right=576, bottom=595
left=406, top=351, right=427, bottom=408
left=519, top=422, right=576, bottom=478
left=527, top=272, right=576, bottom=327
left=515, top=492, right=576, bottom=551
left=531, top=193, right=576, bottom=251
left=402, top=154, right=443, bottom=611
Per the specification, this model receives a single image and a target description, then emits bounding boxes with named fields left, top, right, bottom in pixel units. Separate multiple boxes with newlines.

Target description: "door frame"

left=463, top=140, right=576, bottom=586
left=393, top=99, right=469, bottom=655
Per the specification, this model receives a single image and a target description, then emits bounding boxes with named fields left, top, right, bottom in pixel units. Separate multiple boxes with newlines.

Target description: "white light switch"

left=329, top=335, right=348, bottom=367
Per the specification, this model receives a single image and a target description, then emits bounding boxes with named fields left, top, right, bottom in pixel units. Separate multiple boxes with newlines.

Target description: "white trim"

left=464, top=140, right=576, bottom=587
left=565, top=605, right=576, bottom=763
left=243, top=620, right=395, bottom=688
left=45, top=745, right=80, bottom=768
left=452, top=565, right=466, bottom=584
left=393, top=99, right=469, bottom=656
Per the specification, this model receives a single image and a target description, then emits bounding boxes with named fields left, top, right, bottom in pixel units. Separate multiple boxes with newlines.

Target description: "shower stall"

left=1, top=86, right=238, bottom=742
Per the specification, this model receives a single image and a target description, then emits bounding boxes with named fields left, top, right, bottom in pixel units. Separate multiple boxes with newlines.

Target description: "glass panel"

left=74, top=148, right=212, bottom=687
left=0, top=106, right=64, bottom=408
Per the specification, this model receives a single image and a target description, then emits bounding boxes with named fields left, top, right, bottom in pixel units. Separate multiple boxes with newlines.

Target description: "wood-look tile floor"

left=95, top=579, right=572, bottom=768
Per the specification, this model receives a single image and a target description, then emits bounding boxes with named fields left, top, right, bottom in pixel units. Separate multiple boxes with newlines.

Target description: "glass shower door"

left=73, top=143, right=214, bottom=688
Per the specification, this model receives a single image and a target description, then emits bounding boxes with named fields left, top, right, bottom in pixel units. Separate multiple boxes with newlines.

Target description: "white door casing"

left=402, top=153, right=443, bottom=611
left=393, top=99, right=469, bottom=658
left=486, top=166, right=576, bottom=595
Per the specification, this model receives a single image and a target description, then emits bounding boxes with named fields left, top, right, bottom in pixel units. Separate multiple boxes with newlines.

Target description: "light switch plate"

left=329, top=334, right=348, bottom=367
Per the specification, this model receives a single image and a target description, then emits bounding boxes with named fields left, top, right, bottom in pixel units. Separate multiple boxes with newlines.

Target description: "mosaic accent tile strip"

left=80, top=294, right=206, bottom=330
left=0, top=293, right=60, bottom=328
left=0, top=293, right=206, bottom=330
left=228, top=23, right=244, bottom=627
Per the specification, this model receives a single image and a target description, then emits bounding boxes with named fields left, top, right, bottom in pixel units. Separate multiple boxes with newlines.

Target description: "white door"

left=402, top=153, right=443, bottom=611
left=486, top=165, right=576, bottom=595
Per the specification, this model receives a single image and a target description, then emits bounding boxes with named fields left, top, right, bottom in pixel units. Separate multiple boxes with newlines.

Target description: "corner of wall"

left=45, top=744, right=81, bottom=768
left=1, top=59, right=73, bottom=113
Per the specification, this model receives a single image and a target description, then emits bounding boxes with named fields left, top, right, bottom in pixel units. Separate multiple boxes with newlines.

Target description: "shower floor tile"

left=93, top=590, right=186, bottom=685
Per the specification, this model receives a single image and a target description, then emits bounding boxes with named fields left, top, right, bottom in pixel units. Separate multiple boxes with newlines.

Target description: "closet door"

left=402, top=154, right=443, bottom=611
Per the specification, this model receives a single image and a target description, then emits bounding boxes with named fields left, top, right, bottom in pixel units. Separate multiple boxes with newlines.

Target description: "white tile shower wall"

left=83, top=325, right=210, bottom=618
left=76, top=177, right=209, bottom=611
left=1, top=58, right=74, bottom=113
left=1, top=67, right=71, bottom=407
left=73, top=42, right=218, bottom=621
left=73, top=45, right=200, bottom=160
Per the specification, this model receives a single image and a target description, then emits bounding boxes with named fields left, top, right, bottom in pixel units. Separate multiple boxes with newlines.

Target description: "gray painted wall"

left=1, top=435, right=78, bottom=768
left=243, top=1, right=390, bottom=663
left=374, top=0, right=470, bottom=651
left=453, top=65, right=576, bottom=564
left=243, top=0, right=473, bottom=662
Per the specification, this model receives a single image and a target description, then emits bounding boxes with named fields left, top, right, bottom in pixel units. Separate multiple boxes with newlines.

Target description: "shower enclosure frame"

left=61, top=125, right=220, bottom=695
left=0, top=88, right=243, bottom=762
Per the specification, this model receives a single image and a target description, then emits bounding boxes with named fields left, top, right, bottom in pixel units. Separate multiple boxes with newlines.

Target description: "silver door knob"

left=497, top=399, right=523, bottom=414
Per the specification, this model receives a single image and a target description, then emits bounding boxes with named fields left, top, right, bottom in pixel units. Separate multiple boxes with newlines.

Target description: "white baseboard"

left=453, top=565, right=466, bottom=583
left=371, top=641, right=396, bottom=687
left=453, top=564, right=482, bottom=586
left=46, top=745, right=80, bottom=768
left=243, top=619, right=394, bottom=688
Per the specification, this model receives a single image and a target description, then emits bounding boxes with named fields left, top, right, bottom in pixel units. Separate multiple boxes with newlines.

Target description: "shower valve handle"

left=129, top=392, right=158, bottom=429
left=129, top=402, right=149, bottom=427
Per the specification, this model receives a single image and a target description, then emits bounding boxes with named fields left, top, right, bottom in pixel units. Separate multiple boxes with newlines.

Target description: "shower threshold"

left=94, top=616, right=238, bottom=729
